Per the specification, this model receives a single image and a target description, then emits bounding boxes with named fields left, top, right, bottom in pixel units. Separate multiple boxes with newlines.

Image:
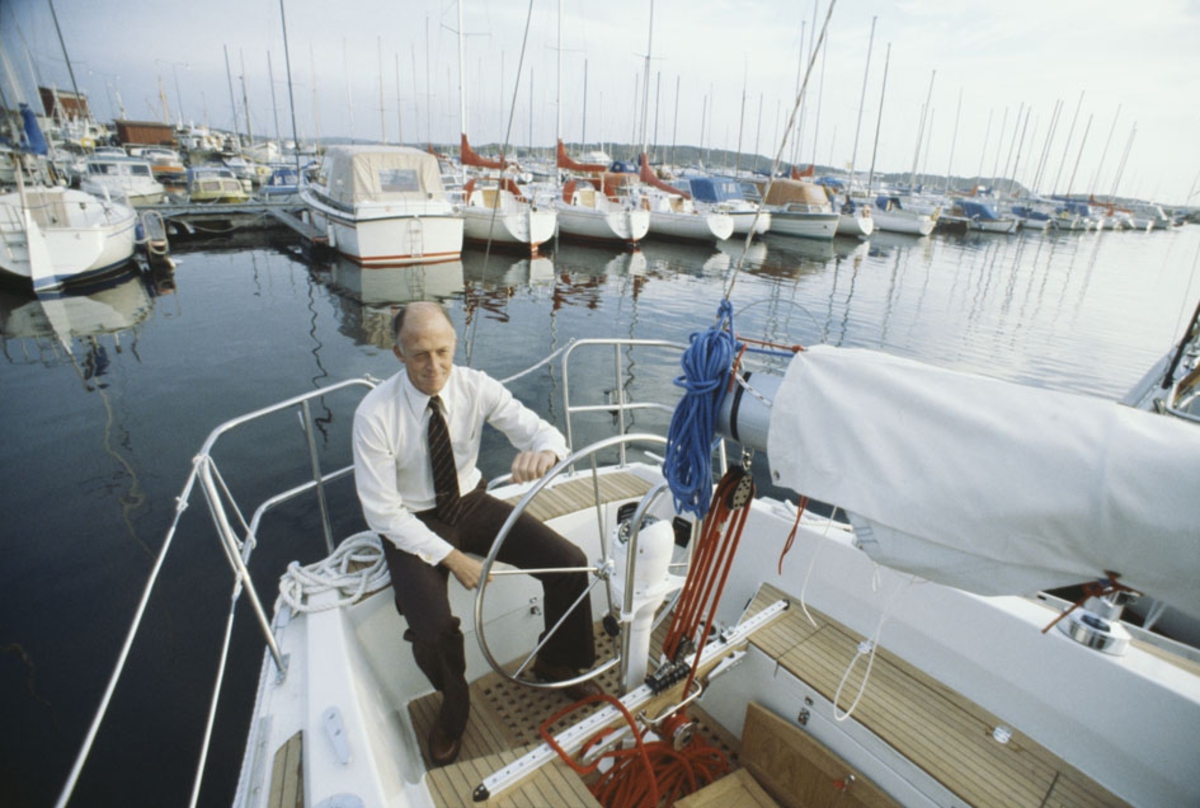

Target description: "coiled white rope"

left=275, top=531, right=391, bottom=613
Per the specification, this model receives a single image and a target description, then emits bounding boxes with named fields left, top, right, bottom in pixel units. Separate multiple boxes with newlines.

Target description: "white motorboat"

left=0, top=184, right=137, bottom=292
left=54, top=299, right=1200, bottom=808
left=300, top=145, right=464, bottom=267
left=956, top=200, right=1020, bottom=234
left=137, top=147, right=187, bottom=184
left=871, top=194, right=937, bottom=236
left=78, top=155, right=166, bottom=207
left=671, top=176, right=772, bottom=237
left=758, top=179, right=839, bottom=240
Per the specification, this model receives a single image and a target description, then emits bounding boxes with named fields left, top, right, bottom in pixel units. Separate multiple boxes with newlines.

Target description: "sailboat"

left=53, top=292, right=1200, bottom=808
left=544, top=0, right=649, bottom=248
left=551, top=142, right=650, bottom=247
left=458, top=135, right=557, bottom=254
left=452, top=0, right=556, bottom=255
left=0, top=109, right=137, bottom=292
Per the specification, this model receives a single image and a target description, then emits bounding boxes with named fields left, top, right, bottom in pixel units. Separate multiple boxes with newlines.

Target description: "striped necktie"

left=427, top=395, right=462, bottom=524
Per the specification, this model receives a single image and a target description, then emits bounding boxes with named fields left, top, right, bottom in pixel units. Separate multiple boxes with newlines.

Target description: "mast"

left=653, top=71, right=661, bottom=157
left=847, top=15, right=877, bottom=183
left=735, top=57, right=747, bottom=176
left=639, top=0, right=654, bottom=156
left=1051, top=91, right=1084, bottom=197
left=425, top=16, right=432, bottom=146
left=378, top=37, right=386, bottom=143
left=1109, top=123, right=1136, bottom=198
left=1000, top=102, right=1025, bottom=192
left=1030, top=99, right=1062, bottom=195
left=343, top=38, right=355, bottom=143
left=788, top=21, right=805, bottom=168
left=908, top=69, right=935, bottom=190
left=395, top=53, right=403, bottom=144
left=456, top=0, right=466, bottom=182
left=267, top=52, right=281, bottom=144
left=866, top=42, right=890, bottom=190
left=990, top=107, right=1008, bottom=185
left=670, top=74, right=679, bottom=168
left=240, top=49, right=254, bottom=146
left=944, top=87, right=962, bottom=194
left=808, top=27, right=828, bottom=172
left=47, top=0, right=81, bottom=117
left=309, top=43, right=321, bottom=151
left=555, top=0, right=562, bottom=148
left=411, top=44, right=420, bottom=146
left=1064, top=113, right=1092, bottom=198
left=224, top=45, right=241, bottom=146
left=278, top=0, right=302, bottom=173
left=754, top=92, right=763, bottom=173
left=1088, top=104, right=1122, bottom=197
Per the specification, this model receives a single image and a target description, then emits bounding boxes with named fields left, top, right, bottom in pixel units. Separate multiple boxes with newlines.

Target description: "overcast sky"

left=4, top=0, right=1199, bottom=203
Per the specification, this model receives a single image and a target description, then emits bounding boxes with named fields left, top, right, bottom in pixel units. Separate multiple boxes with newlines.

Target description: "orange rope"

left=538, top=697, right=731, bottom=808
left=1040, top=571, right=1141, bottom=634
left=778, top=495, right=809, bottom=575
left=733, top=334, right=806, bottom=353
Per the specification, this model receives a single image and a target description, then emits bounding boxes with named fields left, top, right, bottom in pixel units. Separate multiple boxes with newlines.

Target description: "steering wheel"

left=473, top=433, right=670, bottom=691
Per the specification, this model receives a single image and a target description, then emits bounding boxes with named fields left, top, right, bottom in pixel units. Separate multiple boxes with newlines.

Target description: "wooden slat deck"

left=744, top=584, right=1132, bottom=808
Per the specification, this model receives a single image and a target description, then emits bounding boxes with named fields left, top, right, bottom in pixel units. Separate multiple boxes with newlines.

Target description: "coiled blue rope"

left=664, top=300, right=742, bottom=519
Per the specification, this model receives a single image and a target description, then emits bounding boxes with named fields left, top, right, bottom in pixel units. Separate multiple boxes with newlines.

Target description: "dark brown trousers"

left=381, top=482, right=596, bottom=738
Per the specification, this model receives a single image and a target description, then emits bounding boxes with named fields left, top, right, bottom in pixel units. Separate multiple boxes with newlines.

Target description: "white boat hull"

left=967, top=217, right=1019, bottom=234
left=555, top=204, right=650, bottom=246
left=0, top=188, right=137, bottom=290
left=461, top=206, right=557, bottom=253
left=768, top=210, right=839, bottom=240
left=646, top=210, right=734, bottom=243
left=302, top=190, right=464, bottom=266
left=723, top=209, right=771, bottom=236
left=836, top=210, right=875, bottom=238
left=872, top=208, right=936, bottom=236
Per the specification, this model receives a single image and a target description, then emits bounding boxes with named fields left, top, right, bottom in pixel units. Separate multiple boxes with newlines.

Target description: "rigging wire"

left=722, top=0, right=838, bottom=306
left=464, top=0, right=537, bottom=366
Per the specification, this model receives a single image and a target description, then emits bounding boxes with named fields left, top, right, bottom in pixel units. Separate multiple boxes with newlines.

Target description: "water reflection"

left=0, top=269, right=156, bottom=366
left=310, top=255, right=466, bottom=348
left=0, top=267, right=164, bottom=555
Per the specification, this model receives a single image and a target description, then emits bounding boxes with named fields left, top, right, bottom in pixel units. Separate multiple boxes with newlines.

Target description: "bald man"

left=352, top=302, right=598, bottom=767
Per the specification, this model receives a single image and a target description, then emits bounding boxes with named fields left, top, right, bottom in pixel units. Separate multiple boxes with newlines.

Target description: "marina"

left=3, top=2, right=1200, bottom=807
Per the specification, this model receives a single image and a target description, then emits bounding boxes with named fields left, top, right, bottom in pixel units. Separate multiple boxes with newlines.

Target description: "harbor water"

left=2, top=223, right=1198, bottom=807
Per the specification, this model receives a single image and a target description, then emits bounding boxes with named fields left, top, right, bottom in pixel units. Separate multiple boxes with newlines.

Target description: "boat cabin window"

left=128, top=164, right=152, bottom=177
left=88, top=162, right=116, bottom=175
left=379, top=168, right=420, bottom=193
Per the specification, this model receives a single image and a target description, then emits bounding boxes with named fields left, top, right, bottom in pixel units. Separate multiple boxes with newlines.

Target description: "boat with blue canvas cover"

left=956, top=199, right=1020, bottom=234
left=672, top=175, right=772, bottom=237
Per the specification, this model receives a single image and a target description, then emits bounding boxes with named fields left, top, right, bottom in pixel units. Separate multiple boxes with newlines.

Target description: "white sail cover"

left=767, top=345, right=1200, bottom=620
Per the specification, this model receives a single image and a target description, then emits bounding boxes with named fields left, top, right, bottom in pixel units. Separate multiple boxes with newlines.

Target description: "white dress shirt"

left=353, top=365, right=569, bottom=566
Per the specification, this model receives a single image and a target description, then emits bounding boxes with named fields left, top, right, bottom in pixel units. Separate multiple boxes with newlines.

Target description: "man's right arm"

left=352, top=408, right=454, bottom=566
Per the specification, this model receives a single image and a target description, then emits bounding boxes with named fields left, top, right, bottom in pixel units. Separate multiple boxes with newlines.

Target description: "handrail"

left=54, top=376, right=377, bottom=808
left=560, top=338, right=688, bottom=468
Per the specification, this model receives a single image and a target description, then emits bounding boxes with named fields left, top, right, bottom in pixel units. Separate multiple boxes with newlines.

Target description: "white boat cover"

left=320, top=145, right=448, bottom=207
left=767, top=345, right=1200, bottom=620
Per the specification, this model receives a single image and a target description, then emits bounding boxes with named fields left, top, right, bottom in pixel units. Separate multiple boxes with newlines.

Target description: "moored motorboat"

left=871, top=194, right=936, bottom=236
left=187, top=165, right=252, bottom=203
left=300, top=145, right=464, bottom=267
left=672, top=175, right=772, bottom=237
left=758, top=178, right=838, bottom=240
left=78, top=155, right=166, bottom=207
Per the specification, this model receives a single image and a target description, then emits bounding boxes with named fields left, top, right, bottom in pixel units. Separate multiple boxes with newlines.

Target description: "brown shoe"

left=531, top=658, right=604, bottom=701
left=428, top=724, right=462, bottom=767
